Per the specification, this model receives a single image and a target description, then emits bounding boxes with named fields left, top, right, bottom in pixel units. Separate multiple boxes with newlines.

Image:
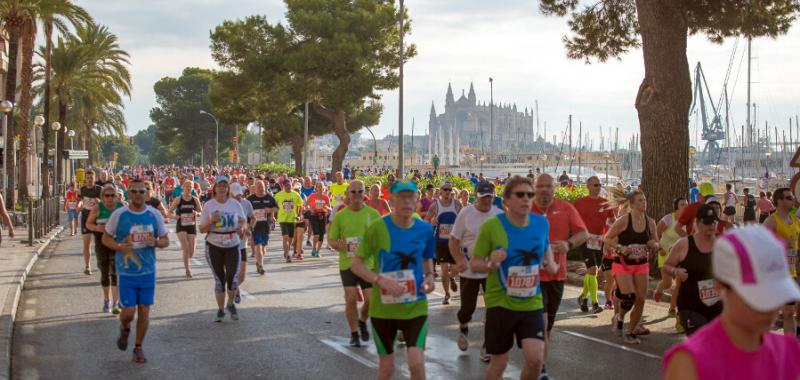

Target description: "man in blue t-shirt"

left=103, top=178, right=169, bottom=364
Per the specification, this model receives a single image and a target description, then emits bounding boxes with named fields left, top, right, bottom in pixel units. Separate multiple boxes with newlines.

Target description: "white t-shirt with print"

left=450, top=204, right=503, bottom=279
left=199, top=198, right=246, bottom=248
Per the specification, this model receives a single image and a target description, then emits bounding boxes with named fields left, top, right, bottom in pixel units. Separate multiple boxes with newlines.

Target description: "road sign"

left=63, top=150, right=89, bottom=160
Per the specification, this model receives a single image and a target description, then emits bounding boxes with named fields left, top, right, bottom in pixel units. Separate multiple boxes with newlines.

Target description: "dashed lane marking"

left=559, top=330, right=662, bottom=360
left=239, top=289, right=256, bottom=300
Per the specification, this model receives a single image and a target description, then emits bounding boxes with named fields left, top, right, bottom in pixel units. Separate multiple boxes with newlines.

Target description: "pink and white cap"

left=713, top=226, right=800, bottom=312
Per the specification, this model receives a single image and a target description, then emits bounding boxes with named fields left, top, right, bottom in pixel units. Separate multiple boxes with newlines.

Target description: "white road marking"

left=25, top=298, right=37, bottom=305
left=559, top=330, right=662, bottom=360
left=190, top=258, right=205, bottom=267
left=320, top=337, right=378, bottom=369
left=19, top=343, right=36, bottom=358
left=239, top=289, right=256, bottom=300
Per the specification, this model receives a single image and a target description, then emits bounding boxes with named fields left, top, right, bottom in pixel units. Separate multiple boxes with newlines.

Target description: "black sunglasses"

left=129, top=189, right=147, bottom=194
left=513, top=191, right=535, bottom=199
left=591, top=184, right=601, bottom=188
left=349, top=190, right=364, bottom=194
left=103, top=193, right=116, bottom=198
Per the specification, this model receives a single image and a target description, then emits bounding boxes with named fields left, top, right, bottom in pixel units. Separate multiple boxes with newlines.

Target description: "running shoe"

left=479, top=344, right=491, bottom=363
left=675, top=318, right=685, bottom=334
left=667, top=309, right=677, bottom=318
left=132, top=346, right=147, bottom=364
left=611, top=314, right=623, bottom=337
left=623, top=332, right=641, bottom=344
left=117, top=326, right=130, bottom=351
left=539, top=368, right=550, bottom=380
left=450, top=277, right=458, bottom=292
left=103, top=299, right=111, bottom=313
left=443, top=294, right=450, bottom=305
left=285, top=255, right=292, bottom=263
left=604, top=300, right=614, bottom=310
left=578, top=295, right=589, bottom=312
left=112, top=303, right=121, bottom=315
left=397, top=330, right=405, bottom=344
left=311, top=249, right=318, bottom=258
left=235, top=290, right=241, bottom=304
left=296, top=254, right=304, bottom=261
left=633, top=324, right=651, bottom=335
left=227, top=304, right=239, bottom=320
left=306, top=240, right=312, bottom=248
left=457, top=330, right=469, bottom=352
left=214, top=309, right=225, bottom=322
left=257, top=264, right=265, bottom=275
left=359, top=320, right=370, bottom=342
left=591, top=303, right=604, bottom=314
left=84, top=268, right=92, bottom=275
left=350, top=332, right=361, bottom=347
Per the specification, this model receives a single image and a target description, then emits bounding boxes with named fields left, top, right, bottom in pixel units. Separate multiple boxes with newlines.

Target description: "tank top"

left=434, top=200, right=458, bottom=242
left=659, top=212, right=681, bottom=252
left=677, top=236, right=722, bottom=316
left=94, top=201, right=122, bottom=241
left=420, top=197, right=432, bottom=213
left=771, top=213, right=799, bottom=278
left=369, top=199, right=389, bottom=216
left=616, top=213, right=651, bottom=265
left=662, top=318, right=800, bottom=380
left=177, top=196, right=198, bottom=228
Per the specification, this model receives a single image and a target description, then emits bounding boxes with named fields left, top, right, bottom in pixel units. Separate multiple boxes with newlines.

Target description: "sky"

left=79, top=0, right=800, bottom=151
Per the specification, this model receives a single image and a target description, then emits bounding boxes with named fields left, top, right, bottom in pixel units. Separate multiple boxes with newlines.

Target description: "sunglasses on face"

left=103, top=194, right=116, bottom=198
left=590, top=184, right=601, bottom=187
left=350, top=190, right=364, bottom=194
left=441, top=189, right=452, bottom=192
left=783, top=195, right=796, bottom=201
left=513, top=191, right=535, bottom=199
left=129, top=189, right=147, bottom=194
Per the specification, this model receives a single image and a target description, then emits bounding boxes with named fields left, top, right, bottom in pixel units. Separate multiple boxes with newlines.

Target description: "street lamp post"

left=68, top=129, right=76, bottom=180
left=33, top=115, right=44, bottom=198
left=199, top=110, right=219, bottom=166
left=489, top=77, right=494, bottom=164
left=51, top=122, right=61, bottom=194
left=0, top=101, right=13, bottom=200
left=397, top=0, right=405, bottom=177
left=540, top=154, right=548, bottom=176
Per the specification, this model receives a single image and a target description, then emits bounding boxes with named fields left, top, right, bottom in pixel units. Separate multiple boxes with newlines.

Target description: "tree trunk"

left=86, top=121, right=94, bottom=166
left=16, top=20, right=36, bottom=201
left=3, top=23, right=20, bottom=206
left=41, top=20, right=53, bottom=197
left=56, top=99, right=67, bottom=192
left=311, top=102, right=348, bottom=172
left=291, top=135, right=303, bottom=176
left=634, top=0, right=692, bottom=220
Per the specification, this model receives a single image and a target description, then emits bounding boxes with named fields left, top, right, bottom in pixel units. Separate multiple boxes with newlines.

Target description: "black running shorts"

left=484, top=307, right=545, bottom=355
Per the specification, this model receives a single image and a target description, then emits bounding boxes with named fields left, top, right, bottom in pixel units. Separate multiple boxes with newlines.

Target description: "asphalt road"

left=12, top=225, right=683, bottom=380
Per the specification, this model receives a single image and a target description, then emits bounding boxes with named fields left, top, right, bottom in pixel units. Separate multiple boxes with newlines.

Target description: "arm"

left=449, top=237, right=465, bottom=272
left=603, top=217, right=631, bottom=255
left=662, top=351, right=699, bottom=380
left=657, top=238, right=689, bottom=299
left=350, top=255, right=405, bottom=296
left=425, top=202, right=438, bottom=224
left=381, top=199, right=392, bottom=214
left=567, top=230, right=589, bottom=252
left=102, top=233, right=127, bottom=251
left=327, top=216, right=347, bottom=251
left=0, top=195, right=12, bottom=237
left=656, top=218, right=667, bottom=241
left=86, top=206, right=102, bottom=233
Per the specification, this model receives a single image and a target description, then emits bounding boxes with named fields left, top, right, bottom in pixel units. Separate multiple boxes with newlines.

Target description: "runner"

left=604, top=188, right=659, bottom=344
left=457, top=188, right=471, bottom=208
left=470, top=176, right=559, bottom=380
left=65, top=181, right=80, bottom=236
left=723, top=183, right=737, bottom=224
left=274, top=180, right=304, bottom=262
left=329, top=171, right=349, bottom=208
left=762, top=187, right=799, bottom=337
left=79, top=170, right=103, bottom=275
left=231, top=182, right=254, bottom=304
left=656, top=197, right=689, bottom=326
left=366, top=183, right=391, bottom=216
left=662, top=226, right=800, bottom=380
left=300, top=176, right=316, bottom=249
left=306, top=181, right=331, bottom=257
left=168, top=180, right=202, bottom=279
left=742, top=188, right=757, bottom=224
left=572, top=176, right=616, bottom=314
left=328, top=180, right=381, bottom=347
left=350, top=180, right=436, bottom=380
left=0, top=193, right=12, bottom=246
left=450, top=181, right=502, bottom=361
left=657, top=204, right=722, bottom=335
left=143, top=181, right=169, bottom=219
left=425, top=181, right=463, bottom=304
left=675, top=182, right=715, bottom=237
left=246, top=180, right=277, bottom=275
left=757, top=191, right=776, bottom=224
left=417, top=184, right=435, bottom=220
left=86, top=184, right=125, bottom=314
left=161, top=172, right=177, bottom=205
left=199, top=176, right=247, bottom=322
left=293, top=182, right=308, bottom=258
left=102, top=178, right=169, bottom=363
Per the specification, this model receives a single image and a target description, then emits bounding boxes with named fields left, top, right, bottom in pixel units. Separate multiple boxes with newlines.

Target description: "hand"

left=7, top=227, right=14, bottom=238
left=489, top=248, right=507, bottom=267
left=421, top=274, right=435, bottom=294
left=454, top=260, right=467, bottom=274
left=675, top=267, right=688, bottom=282
left=552, top=241, right=569, bottom=254
left=117, top=241, right=133, bottom=252
left=618, top=245, right=632, bottom=256
left=647, top=240, right=660, bottom=251
left=144, top=235, right=156, bottom=247
left=380, top=278, right=406, bottom=297
left=430, top=216, right=438, bottom=226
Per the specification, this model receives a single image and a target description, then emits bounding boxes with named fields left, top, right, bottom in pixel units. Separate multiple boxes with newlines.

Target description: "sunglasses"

left=783, top=196, right=796, bottom=201
left=590, top=184, right=601, bottom=188
left=349, top=190, right=364, bottom=194
left=441, top=188, right=452, bottom=192
left=513, top=191, right=535, bottom=199
left=129, top=189, right=147, bottom=194
left=103, top=194, right=116, bottom=198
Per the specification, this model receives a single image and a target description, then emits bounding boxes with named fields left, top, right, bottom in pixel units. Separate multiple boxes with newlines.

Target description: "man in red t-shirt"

left=531, top=174, right=587, bottom=377
left=572, top=176, right=617, bottom=312
left=675, top=182, right=715, bottom=237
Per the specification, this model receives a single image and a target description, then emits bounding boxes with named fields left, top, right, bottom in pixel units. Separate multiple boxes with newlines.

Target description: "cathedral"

left=428, top=83, right=535, bottom=166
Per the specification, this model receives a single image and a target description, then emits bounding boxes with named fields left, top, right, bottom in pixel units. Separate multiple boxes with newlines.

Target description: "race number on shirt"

left=180, top=213, right=196, bottom=226
left=788, top=249, right=798, bottom=275
left=697, top=279, right=721, bottom=306
left=505, top=265, right=539, bottom=298
left=282, top=201, right=294, bottom=212
left=129, top=224, right=155, bottom=250
left=253, top=209, right=269, bottom=222
left=345, top=236, right=362, bottom=258
left=627, top=244, right=649, bottom=261
left=314, top=199, right=325, bottom=210
left=438, top=224, right=453, bottom=239
left=587, top=234, right=603, bottom=250
left=379, top=269, right=417, bottom=304
left=83, top=198, right=97, bottom=210
left=67, top=201, right=77, bottom=210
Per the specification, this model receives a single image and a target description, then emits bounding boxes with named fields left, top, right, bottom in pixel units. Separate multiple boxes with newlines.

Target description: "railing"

left=27, top=197, right=60, bottom=247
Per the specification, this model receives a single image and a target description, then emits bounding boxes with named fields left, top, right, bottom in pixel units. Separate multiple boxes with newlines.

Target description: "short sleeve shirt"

left=247, top=194, right=277, bottom=233
left=573, top=196, right=616, bottom=235
left=531, top=198, right=586, bottom=282
left=329, top=206, right=381, bottom=270
left=274, top=190, right=304, bottom=223
left=199, top=198, right=246, bottom=248
left=451, top=205, right=503, bottom=279
left=105, top=205, right=168, bottom=277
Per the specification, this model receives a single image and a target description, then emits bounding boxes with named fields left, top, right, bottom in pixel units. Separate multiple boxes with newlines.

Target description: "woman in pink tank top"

left=662, top=226, right=800, bottom=380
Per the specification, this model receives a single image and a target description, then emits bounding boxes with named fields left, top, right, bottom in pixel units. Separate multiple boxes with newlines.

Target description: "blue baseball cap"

left=390, top=180, right=418, bottom=194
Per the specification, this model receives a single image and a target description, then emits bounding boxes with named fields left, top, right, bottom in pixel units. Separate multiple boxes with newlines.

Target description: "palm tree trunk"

left=56, top=98, right=66, bottom=192
left=16, top=20, right=36, bottom=201
left=3, top=23, right=21, bottom=206
left=41, top=19, right=53, bottom=197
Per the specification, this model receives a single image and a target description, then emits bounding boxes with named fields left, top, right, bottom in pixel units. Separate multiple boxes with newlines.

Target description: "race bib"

left=438, top=224, right=453, bottom=239
left=129, top=224, right=154, bottom=250
left=345, top=236, right=361, bottom=257
left=209, top=232, right=237, bottom=246
left=506, top=265, right=539, bottom=298
left=83, top=198, right=97, bottom=210
left=67, top=201, right=77, bottom=210
left=697, top=279, right=720, bottom=307
left=180, top=213, right=196, bottom=226
left=96, top=217, right=108, bottom=225
left=282, top=201, right=294, bottom=212
left=587, top=234, right=603, bottom=251
left=253, top=209, right=269, bottom=222
left=788, top=249, right=798, bottom=275
left=314, top=199, right=325, bottom=210
left=379, top=269, right=417, bottom=304
left=627, top=244, right=649, bottom=261
left=334, top=194, right=344, bottom=203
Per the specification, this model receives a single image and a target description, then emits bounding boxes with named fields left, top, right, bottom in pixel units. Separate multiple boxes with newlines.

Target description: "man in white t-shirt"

left=450, top=181, right=503, bottom=362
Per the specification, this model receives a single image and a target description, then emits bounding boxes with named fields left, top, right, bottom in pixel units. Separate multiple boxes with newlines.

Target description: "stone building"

left=428, top=83, right=534, bottom=166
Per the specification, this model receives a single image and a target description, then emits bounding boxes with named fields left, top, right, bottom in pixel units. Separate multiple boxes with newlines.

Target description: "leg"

left=441, top=262, right=451, bottom=297
left=119, top=307, right=135, bottom=330
left=669, top=279, right=680, bottom=313
left=615, top=274, right=635, bottom=322
left=344, top=287, right=359, bottom=332
left=401, top=317, right=428, bottom=380
left=406, top=347, right=426, bottom=380
left=135, top=305, right=150, bottom=345
left=226, top=247, right=241, bottom=305
left=603, top=264, right=615, bottom=304
left=627, top=273, right=648, bottom=335
left=457, top=277, right=480, bottom=329
left=97, top=247, right=111, bottom=301
left=206, top=244, right=227, bottom=310
left=360, top=288, right=371, bottom=323
left=177, top=231, right=191, bottom=276
left=377, top=354, right=396, bottom=380
left=519, top=338, right=545, bottom=380
left=783, top=304, right=797, bottom=337
left=486, top=352, right=509, bottom=380
left=238, top=249, right=247, bottom=287
left=82, top=234, right=92, bottom=272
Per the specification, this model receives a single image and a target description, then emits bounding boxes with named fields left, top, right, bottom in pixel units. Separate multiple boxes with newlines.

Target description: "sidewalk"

left=0, top=218, right=64, bottom=380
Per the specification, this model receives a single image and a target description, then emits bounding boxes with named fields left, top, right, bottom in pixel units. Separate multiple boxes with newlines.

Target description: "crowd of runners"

left=55, top=164, right=800, bottom=379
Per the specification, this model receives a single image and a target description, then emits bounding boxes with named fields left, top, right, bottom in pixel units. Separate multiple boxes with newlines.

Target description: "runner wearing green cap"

left=675, top=182, right=715, bottom=237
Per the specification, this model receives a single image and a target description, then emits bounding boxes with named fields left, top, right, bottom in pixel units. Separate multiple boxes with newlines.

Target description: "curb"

left=0, top=226, right=64, bottom=380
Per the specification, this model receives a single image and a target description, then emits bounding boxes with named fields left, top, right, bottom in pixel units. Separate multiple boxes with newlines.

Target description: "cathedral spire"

left=429, top=102, right=436, bottom=118
left=445, top=83, right=454, bottom=107
left=468, top=82, right=476, bottom=106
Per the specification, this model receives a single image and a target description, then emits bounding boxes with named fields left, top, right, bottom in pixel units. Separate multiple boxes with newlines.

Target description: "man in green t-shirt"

left=350, top=180, right=436, bottom=380
left=329, top=171, right=349, bottom=208
left=470, top=176, right=559, bottom=380
left=274, top=181, right=304, bottom=262
left=329, top=180, right=381, bottom=347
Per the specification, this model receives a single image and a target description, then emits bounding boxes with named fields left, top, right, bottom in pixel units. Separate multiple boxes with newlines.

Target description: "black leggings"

left=95, top=244, right=117, bottom=287
left=457, top=277, right=486, bottom=324
left=205, top=243, right=241, bottom=293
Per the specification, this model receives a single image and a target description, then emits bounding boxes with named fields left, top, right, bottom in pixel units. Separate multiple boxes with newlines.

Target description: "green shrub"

left=256, top=162, right=295, bottom=176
